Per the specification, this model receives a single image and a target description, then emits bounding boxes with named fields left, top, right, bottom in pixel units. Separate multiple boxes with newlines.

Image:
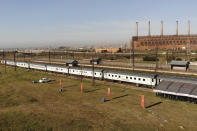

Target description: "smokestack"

left=161, top=21, right=163, bottom=36
left=136, top=22, right=138, bottom=37
left=188, top=20, right=190, bottom=36
left=148, top=21, right=151, bottom=36
left=176, top=20, right=178, bottom=35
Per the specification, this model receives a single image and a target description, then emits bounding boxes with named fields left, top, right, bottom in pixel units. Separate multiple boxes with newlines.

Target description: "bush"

left=143, top=56, right=159, bottom=61
left=176, top=58, right=182, bottom=61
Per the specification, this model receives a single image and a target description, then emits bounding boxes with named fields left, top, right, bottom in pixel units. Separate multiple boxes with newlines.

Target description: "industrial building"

left=132, top=21, right=197, bottom=50
left=95, top=48, right=121, bottom=53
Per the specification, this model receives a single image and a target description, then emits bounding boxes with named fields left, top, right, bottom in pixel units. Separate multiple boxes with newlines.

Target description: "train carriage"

left=47, top=64, right=68, bottom=74
left=16, top=61, right=29, bottom=68
left=104, top=70, right=157, bottom=87
left=29, top=63, right=47, bottom=71
left=5, top=60, right=15, bottom=66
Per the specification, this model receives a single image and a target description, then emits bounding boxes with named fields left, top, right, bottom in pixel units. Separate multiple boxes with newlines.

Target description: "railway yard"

left=1, top=65, right=197, bottom=130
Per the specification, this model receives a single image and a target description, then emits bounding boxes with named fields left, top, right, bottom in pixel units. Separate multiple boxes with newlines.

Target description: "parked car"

left=39, top=78, right=51, bottom=83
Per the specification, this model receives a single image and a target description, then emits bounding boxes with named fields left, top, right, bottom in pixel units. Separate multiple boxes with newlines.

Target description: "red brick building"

left=132, top=35, right=197, bottom=50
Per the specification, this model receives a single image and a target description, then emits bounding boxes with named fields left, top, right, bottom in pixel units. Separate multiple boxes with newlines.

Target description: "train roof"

left=69, top=66, right=104, bottom=72
left=103, top=69, right=156, bottom=78
left=170, top=60, right=190, bottom=66
left=157, top=75, right=197, bottom=84
left=47, top=64, right=68, bottom=68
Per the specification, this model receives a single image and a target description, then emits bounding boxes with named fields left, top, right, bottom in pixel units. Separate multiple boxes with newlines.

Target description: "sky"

left=0, top=0, right=197, bottom=48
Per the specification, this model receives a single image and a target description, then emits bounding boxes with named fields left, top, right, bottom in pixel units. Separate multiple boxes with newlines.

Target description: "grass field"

left=0, top=65, right=197, bottom=130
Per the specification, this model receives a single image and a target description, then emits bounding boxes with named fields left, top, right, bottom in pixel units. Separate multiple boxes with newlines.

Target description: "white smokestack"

left=148, top=21, right=151, bottom=36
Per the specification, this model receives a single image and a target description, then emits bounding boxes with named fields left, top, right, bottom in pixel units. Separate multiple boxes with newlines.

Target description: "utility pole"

left=132, top=39, right=135, bottom=72
left=3, top=50, right=6, bottom=73
left=92, top=57, right=95, bottom=86
left=130, top=40, right=132, bottom=68
left=155, top=42, right=159, bottom=73
left=23, top=52, right=25, bottom=62
left=14, top=51, right=17, bottom=71
left=48, top=51, right=51, bottom=64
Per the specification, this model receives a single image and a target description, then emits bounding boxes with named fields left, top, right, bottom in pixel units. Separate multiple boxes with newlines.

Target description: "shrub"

left=143, top=56, right=159, bottom=61
left=176, top=58, right=182, bottom=61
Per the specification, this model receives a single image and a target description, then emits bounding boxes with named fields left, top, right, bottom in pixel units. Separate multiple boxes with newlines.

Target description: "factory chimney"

left=148, top=21, right=151, bottom=36
left=161, top=21, right=163, bottom=36
left=176, top=20, right=178, bottom=35
left=136, top=22, right=138, bottom=37
left=188, top=20, right=190, bottom=36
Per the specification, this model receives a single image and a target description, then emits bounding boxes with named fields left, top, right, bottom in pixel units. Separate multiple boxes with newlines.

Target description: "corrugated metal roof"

left=154, top=80, right=197, bottom=97
left=157, top=75, right=197, bottom=85
left=170, top=60, right=190, bottom=66
left=66, top=60, right=78, bottom=64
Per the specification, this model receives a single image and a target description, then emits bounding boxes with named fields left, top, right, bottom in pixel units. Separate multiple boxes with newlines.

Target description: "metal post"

left=132, top=39, right=135, bottom=71
left=48, top=51, right=51, bottom=64
left=3, top=50, right=6, bottom=73
left=14, top=51, right=16, bottom=71
left=23, top=52, right=25, bottom=61
left=155, top=42, right=159, bottom=73
left=92, top=57, right=95, bottom=86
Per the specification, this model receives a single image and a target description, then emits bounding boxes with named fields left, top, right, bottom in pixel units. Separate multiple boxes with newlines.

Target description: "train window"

left=73, top=70, right=74, bottom=72
left=112, top=75, right=114, bottom=77
left=95, top=73, right=96, bottom=75
left=138, top=78, right=141, bottom=81
left=134, top=78, right=136, bottom=80
left=143, top=79, right=145, bottom=81
left=115, top=75, right=117, bottom=77
left=109, top=74, right=110, bottom=76
left=152, top=79, right=154, bottom=82
left=100, top=73, right=101, bottom=75
left=119, top=76, right=120, bottom=78
left=126, top=76, right=128, bottom=79
left=130, top=77, right=132, bottom=79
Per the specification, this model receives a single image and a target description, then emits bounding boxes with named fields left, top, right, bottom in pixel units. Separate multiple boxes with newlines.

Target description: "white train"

left=1, top=60, right=159, bottom=87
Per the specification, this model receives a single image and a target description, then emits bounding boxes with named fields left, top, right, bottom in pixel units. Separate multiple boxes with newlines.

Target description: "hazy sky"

left=0, top=0, right=197, bottom=48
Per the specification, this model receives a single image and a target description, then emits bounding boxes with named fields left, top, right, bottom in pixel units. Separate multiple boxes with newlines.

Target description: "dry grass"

left=0, top=65, right=197, bottom=130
